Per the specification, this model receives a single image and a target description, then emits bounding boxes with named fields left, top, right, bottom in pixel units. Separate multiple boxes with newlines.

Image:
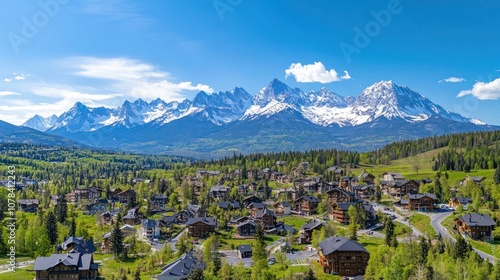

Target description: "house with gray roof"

left=187, top=217, right=217, bottom=238
left=57, top=236, right=96, bottom=254
left=33, top=252, right=98, bottom=280
left=318, top=236, right=369, bottom=277
left=455, top=213, right=496, bottom=241
left=155, top=251, right=205, bottom=280
left=140, top=219, right=161, bottom=240
left=237, top=244, right=253, bottom=259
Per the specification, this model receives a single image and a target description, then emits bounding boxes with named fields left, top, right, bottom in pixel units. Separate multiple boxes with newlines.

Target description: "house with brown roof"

left=67, top=187, right=102, bottom=204
left=318, top=236, right=370, bottom=277
left=455, top=213, right=496, bottom=242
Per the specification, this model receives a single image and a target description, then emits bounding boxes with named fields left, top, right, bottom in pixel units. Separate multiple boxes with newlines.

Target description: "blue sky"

left=0, top=0, right=499, bottom=125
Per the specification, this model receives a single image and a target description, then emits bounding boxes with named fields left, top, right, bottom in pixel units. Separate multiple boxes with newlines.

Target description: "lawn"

left=358, top=236, right=385, bottom=253
left=408, top=213, right=436, bottom=237
left=277, top=215, right=311, bottom=230
left=0, top=265, right=35, bottom=280
left=97, top=254, right=158, bottom=280
left=375, top=222, right=412, bottom=237
left=217, top=229, right=281, bottom=250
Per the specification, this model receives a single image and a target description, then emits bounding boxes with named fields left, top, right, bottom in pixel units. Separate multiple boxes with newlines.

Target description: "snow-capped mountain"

left=21, top=79, right=493, bottom=157
left=22, top=114, right=58, bottom=132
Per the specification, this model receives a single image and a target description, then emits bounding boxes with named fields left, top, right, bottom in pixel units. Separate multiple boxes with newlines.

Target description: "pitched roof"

left=458, top=213, right=496, bottom=227
left=452, top=197, right=472, bottom=204
left=142, top=219, right=160, bottom=229
left=33, top=253, right=97, bottom=271
left=59, top=236, right=96, bottom=254
left=274, top=201, right=291, bottom=207
left=294, top=196, right=320, bottom=203
left=187, top=217, right=217, bottom=226
left=17, top=199, right=39, bottom=205
left=335, top=201, right=361, bottom=211
left=318, top=236, right=369, bottom=256
left=248, top=202, right=266, bottom=209
left=123, top=208, right=140, bottom=219
left=409, top=193, right=438, bottom=201
left=210, top=185, right=229, bottom=192
left=236, top=244, right=252, bottom=253
left=302, top=219, right=323, bottom=231
left=255, top=209, right=275, bottom=219
left=157, top=251, right=205, bottom=280
left=236, top=220, right=257, bottom=228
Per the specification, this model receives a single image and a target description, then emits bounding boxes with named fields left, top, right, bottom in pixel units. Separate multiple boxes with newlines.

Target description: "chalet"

left=176, top=210, right=195, bottom=223
left=352, top=185, right=375, bottom=199
left=242, top=195, right=263, bottom=207
left=248, top=202, right=267, bottom=217
left=33, top=253, right=98, bottom=280
left=420, top=178, right=433, bottom=185
left=274, top=201, right=292, bottom=215
left=236, top=220, right=257, bottom=236
left=455, top=213, right=496, bottom=241
left=271, top=222, right=296, bottom=236
left=58, top=237, right=96, bottom=254
left=318, top=236, right=370, bottom=277
left=388, top=180, right=420, bottom=197
left=255, top=209, right=277, bottom=230
left=22, top=178, right=39, bottom=187
left=123, top=208, right=143, bottom=225
left=161, top=215, right=180, bottom=228
left=324, top=185, right=357, bottom=203
left=102, top=225, right=136, bottom=253
left=156, top=251, right=205, bottom=280
left=187, top=205, right=201, bottom=217
left=209, top=185, right=229, bottom=200
left=236, top=184, right=248, bottom=196
left=149, top=195, right=168, bottom=212
left=330, top=201, right=374, bottom=225
left=229, top=216, right=250, bottom=226
left=247, top=182, right=259, bottom=192
left=140, top=219, right=161, bottom=240
left=116, top=189, right=136, bottom=204
left=17, top=199, right=39, bottom=212
left=67, top=187, right=102, bottom=204
left=187, top=217, right=217, bottom=238
left=408, top=193, right=437, bottom=212
left=189, top=180, right=202, bottom=195
left=107, top=187, right=123, bottom=201
left=327, top=166, right=344, bottom=177
left=217, top=201, right=241, bottom=211
left=461, top=176, right=486, bottom=186
left=277, top=187, right=298, bottom=201
left=237, top=244, right=253, bottom=259
left=294, top=196, right=321, bottom=215
left=50, top=195, right=62, bottom=206
left=339, top=176, right=358, bottom=189
left=299, top=219, right=323, bottom=244
left=383, top=172, right=405, bottom=182
left=270, top=171, right=283, bottom=181
left=100, top=211, right=113, bottom=224
left=277, top=175, right=293, bottom=184
left=449, top=197, right=473, bottom=209
left=358, top=172, right=375, bottom=185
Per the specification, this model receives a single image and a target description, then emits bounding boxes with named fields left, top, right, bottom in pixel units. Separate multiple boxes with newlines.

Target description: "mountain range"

left=19, top=79, right=495, bottom=158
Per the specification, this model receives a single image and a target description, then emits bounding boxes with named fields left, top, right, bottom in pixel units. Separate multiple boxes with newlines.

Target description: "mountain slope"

left=0, top=120, right=85, bottom=147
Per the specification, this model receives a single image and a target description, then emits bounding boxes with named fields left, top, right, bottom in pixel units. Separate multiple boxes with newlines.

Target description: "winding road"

left=430, top=211, right=497, bottom=264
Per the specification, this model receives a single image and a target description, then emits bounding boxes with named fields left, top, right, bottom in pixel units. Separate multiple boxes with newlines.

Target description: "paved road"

left=429, top=211, right=497, bottom=264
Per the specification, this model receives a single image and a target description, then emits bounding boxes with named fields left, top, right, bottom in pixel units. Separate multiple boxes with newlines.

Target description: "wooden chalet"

left=209, top=185, right=229, bottom=200
left=358, top=172, right=375, bottom=185
left=274, top=201, right=292, bottom=215
left=254, top=208, right=277, bottom=230
left=148, top=195, right=168, bottom=212
left=455, top=213, right=496, bottom=242
left=388, top=180, right=420, bottom=198
left=324, top=186, right=357, bottom=204
left=237, top=244, right=253, bottom=259
left=187, top=217, right=217, bottom=238
left=408, top=193, right=437, bottom=211
left=318, top=236, right=370, bottom=277
left=449, top=197, right=472, bottom=209
left=294, top=196, right=320, bottom=215
left=236, top=220, right=257, bottom=236
left=33, top=253, right=98, bottom=280
left=116, top=189, right=136, bottom=204
left=17, top=199, right=39, bottom=213
left=122, top=208, right=143, bottom=225
left=67, top=187, right=102, bottom=204
left=299, top=219, right=323, bottom=244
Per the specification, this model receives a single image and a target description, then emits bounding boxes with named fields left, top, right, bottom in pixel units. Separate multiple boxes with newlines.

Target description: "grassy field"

left=0, top=265, right=35, bottom=280
left=409, top=213, right=436, bottom=237
left=376, top=222, right=412, bottom=237
left=277, top=215, right=312, bottom=229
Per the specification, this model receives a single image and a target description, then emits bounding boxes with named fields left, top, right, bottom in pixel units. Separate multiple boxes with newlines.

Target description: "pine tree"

left=134, top=268, right=141, bottom=280
left=303, top=268, right=317, bottom=280
left=187, top=268, right=204, bottom=280
left=54, top=196, right=68, bottom=224
left=384, top=216, right=397, bottom=247
left=494, top=166, right=500, bottom=185
left=45, top=211, right=58, bottom=245
left=418, top=236, right=429, bottom=264
left=69, top=218, right=77, bottom=237
left=110, top=220, right=125, bottom=259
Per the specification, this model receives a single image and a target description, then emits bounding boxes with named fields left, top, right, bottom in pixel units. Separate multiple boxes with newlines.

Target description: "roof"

left=458, top=213, right=496, bottom=227
left=256, top=209, right=275, bottom=219
left=142, top=219, right=160, bottom=229
left=318, top=236, right=369, bottom=256
left=17, top=199, right=39, bottom=205
left=210, top=185, right=229, bottom=192
left=187, top=217, right=217, bottom=226
left=359, top=172, right=375, bottom=179
left=335, top=201, right=361, bottom=211
left=409, top=193, right=438, bottom=201
left=302, top=219, right=323, bottom=231
left=274, top=201, right=291, bottom=207
left=384, top=172, right=405, bottom=179
left=33, top=253, right=97, bottom=271
left=123, top=208, right=140, bottom=219
left=236, top=244, right=252, bottom=253
left=452, top=197, right=472, bottom=204
left=236, top=220, right=257, bottom=228
left=59, top=236, right=96, bottom=254
left=157, top=251, right=205, bottom=280
left=294, top=196, right=320, bottom=203
left=217, top=201, right=241, bottom=209
left=248, top=202, right=266, bottom=209
left=152, top=195, right=168, bottom=200
left=230, top=216, right=249, bottom=224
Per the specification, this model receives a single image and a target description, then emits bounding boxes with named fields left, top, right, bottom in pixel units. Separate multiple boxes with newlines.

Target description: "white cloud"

left=439, top=77, right=466, bottom=83
left=65, top=56, right=213, bottom=101
left=4, top=73, right=29, bottom=82
left=0, top=91, right=20, bottom=96
left=457, top=78, right=500, bottom=100
left=285, top=62, right=351, bottom=83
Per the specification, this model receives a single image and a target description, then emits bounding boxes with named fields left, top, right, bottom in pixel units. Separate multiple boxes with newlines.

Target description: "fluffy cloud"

left=4, top=73, right=29, bottom=82
left=439, top=77, right=466, bottom=83
left=285, top=62, right=351, bottom=83
left=457, top=78, right=500, bottom=100
left=66, top=56, right=213, bottom=101
left=0, top=91, right=20, bottom=96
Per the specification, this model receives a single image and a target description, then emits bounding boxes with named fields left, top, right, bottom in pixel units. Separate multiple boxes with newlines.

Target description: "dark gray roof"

left=157, top=251, right=205, bottom=280
left=17, top=199, right=39, bottom=205
left=237, top=244, right=252, bottom=253
left=33, top=253, right=97, bottom=271
left=335, top=201, right=361, bottom=211
left=236, top=220, right=257, bottom=228
left=248, top=202, right=266, bottom=209
left=187, top=217, right=217, bottom=226
left=318, top=236, right=369, bottom=256
left=256, top=209, right=275, bottom=219
left=123, top=208, right=140, bottom=219
left=142, top=219, right=160, bottom=229
left=302, top=219, right=323, bottom=231
left=452, top=197, right=472, bottom=204
left=295, top=196, right=320, bottom=203
left=409, top=193, right=437, bottom=201
left=458, top=213, right=496, bottom=227
left=275, top=201, right=291, bottom=207
left=162, top=215, right=178, bottom=223
left=230, top=216, right=248, bottom=224
left=210, top=185, right=229, bottom=192
left=59, top=236, right=96, bottom=254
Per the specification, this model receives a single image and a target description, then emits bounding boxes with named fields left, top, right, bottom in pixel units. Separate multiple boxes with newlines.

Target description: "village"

left=8, top=160, right=497, bottom=280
